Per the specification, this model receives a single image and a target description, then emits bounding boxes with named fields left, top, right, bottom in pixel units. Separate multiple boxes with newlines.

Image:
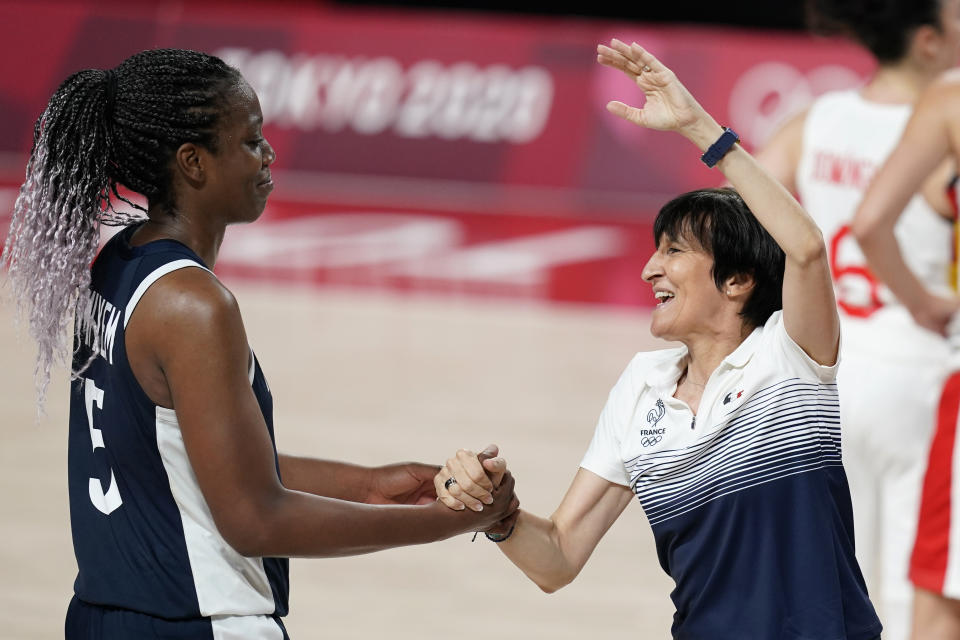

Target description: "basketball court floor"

left=0, top=281, right=676, bottom=638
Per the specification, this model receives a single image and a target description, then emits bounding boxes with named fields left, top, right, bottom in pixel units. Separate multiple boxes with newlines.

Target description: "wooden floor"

left=0, top=282, right=675, bottom=639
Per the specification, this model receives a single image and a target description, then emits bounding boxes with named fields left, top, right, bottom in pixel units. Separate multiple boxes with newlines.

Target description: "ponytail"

left=2, top=49, right=239, bottom=410
left=2, top=68, right=134, bottom=409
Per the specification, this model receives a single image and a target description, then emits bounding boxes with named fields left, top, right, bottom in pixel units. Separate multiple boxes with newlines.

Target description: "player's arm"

left=136, top=269, right=518, bottom=558
left=281, top=445, right=502, bottom=508
left=277, top=456, right=377, bottom=502
left=598, top=40, right=838, bottom=364
left=753, top=106, right=808, bottom=196
left=474, top=469, right=632, bottom=593
left=278, top=456, right=440, bottom=506
left=853, top=72, right=960, bottom=335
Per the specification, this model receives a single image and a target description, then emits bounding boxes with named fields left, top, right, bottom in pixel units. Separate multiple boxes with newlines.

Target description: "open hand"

left=596, top=39, right=706, bottom=134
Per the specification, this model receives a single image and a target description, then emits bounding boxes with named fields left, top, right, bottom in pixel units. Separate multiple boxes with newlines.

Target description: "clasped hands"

left=435, top=444, right=518, bottom=536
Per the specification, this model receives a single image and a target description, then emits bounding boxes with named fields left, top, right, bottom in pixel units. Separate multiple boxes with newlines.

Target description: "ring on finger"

left=444, top=476, right=458, bottom=490
left=642, top=64, right=652, bottom=72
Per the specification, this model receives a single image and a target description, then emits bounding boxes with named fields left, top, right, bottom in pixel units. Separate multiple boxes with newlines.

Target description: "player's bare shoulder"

left=149, top=267, right=238, bottom=324
left=128, top=266, right=247, bottom=356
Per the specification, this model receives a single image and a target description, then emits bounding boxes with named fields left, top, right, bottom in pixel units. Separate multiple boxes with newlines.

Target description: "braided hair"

left=806, top=0, right=943, bottom=63
left=1, top=48, right=241, bottom=409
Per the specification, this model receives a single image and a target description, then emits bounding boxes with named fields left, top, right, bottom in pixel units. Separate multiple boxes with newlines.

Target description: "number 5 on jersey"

left=85, top=378, right=122, bottom=515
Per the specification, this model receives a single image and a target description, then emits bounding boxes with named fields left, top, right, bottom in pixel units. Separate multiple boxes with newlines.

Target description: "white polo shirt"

left=582, top=311, right=881, bottom=640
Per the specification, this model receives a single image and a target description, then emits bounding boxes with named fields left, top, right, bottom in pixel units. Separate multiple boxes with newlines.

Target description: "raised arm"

left=852, top=72, right=960, bottom=336
left=598, top=40, right=839, bottom=364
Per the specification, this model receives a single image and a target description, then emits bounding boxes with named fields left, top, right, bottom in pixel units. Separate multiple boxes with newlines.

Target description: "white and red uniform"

left=910, top=178, right=960, bottom=600
left=796, top=89, right=953, bottom=639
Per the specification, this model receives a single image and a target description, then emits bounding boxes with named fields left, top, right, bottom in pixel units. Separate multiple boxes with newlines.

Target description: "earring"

left=726, top=290, right=732, bottom=295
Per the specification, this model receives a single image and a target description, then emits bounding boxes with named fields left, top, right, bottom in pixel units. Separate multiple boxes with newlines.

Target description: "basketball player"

left=1, top=49, right=518, bottom=639
left=437, top=40, right=881, bottom=640
left=854, top=56, right=960, bottom=640
left=754, top=2, right=960, bottom=637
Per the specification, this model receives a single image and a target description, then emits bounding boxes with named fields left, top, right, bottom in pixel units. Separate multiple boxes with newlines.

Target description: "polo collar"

left=642, top=324, right=763, bottom=393
left=721, top=323, right=763, bottom=369
left=644, top=345, right=688, bottom=393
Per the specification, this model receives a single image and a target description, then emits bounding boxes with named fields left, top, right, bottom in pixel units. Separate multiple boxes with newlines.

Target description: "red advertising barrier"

left=0, top=182, right=656, bottom=307
left=0, top=1, right=876, bottom=307
left=215, top=200, right=657, bottom=307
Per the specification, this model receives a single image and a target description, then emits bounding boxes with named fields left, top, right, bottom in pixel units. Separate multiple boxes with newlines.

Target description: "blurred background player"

left=853, top=41, right=960, bottom=640
left=755, top=2, right=960, bottom=636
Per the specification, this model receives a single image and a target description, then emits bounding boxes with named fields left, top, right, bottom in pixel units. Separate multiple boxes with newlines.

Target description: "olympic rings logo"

left=641, top=435, right=663, bottom=448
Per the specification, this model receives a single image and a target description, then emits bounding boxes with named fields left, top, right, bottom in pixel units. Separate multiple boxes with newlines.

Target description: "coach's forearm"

left=495, top=511, right=582, bottom=593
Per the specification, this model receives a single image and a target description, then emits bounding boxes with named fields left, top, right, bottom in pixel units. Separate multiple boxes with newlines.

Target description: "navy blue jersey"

left=67, top=223, right=289, bottom=626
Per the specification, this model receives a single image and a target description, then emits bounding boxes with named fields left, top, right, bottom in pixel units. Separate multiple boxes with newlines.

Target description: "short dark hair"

left=806, top=0, right=942, bottom=63
left=653, top=188, right=785, bottom=329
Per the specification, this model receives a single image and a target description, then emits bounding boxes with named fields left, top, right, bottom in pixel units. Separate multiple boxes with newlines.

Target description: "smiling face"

left=642, top=232, right=730, bottom=342
left=203, top=79, right=276, bottom=225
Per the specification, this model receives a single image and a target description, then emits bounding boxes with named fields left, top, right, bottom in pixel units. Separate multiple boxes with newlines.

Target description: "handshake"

left=434, top=444, right=519, bottom=541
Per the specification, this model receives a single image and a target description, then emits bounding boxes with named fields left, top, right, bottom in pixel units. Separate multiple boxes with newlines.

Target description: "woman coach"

left=437, top=39, right=882, bottom=640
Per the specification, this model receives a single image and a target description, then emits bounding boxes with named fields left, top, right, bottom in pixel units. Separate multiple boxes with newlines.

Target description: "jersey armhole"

left=124, top=260, right=257, bottom=395
left=123, top=260, right=211, bottom=329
